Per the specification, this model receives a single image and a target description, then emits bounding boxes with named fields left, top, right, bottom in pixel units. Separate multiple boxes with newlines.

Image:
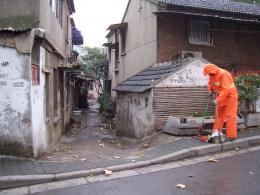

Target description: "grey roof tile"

left=113, top=58, right=192, bottom=93
left=158, top=0, right=260, bottom=16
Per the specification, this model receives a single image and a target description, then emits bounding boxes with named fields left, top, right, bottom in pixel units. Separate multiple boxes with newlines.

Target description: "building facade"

left=0, top=0, right=83, bottom=157
left=105, top=0, right=260, bottom=96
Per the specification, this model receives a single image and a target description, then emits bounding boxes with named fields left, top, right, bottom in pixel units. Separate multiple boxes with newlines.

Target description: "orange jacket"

left=203, top=64, right=238, bottom=106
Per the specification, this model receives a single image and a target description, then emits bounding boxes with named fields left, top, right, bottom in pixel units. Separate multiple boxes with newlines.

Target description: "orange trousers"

left=213, top=96, right=238, bottom=139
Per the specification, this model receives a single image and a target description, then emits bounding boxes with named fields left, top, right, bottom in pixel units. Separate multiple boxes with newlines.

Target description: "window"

left=189, top=20, right=212, bottom=45
left=45, top=73, right=50, bottom=119
left=120, top=29, right=126, bottom=53
left=49, top=0, right=63, bottom=25
left=32, top=64, right=40, bottom=85
left=53, top=69, right=59, bottom=113
left=31, top=41, right=40, bottom=85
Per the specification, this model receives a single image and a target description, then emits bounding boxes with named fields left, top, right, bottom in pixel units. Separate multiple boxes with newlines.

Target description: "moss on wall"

left=0, top=16, right=39, bottom=30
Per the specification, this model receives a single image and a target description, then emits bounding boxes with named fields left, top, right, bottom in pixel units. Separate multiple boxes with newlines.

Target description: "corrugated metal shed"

left=158, top=0, right=260, bottom=17
left=113, top=58, right=193, bottom=93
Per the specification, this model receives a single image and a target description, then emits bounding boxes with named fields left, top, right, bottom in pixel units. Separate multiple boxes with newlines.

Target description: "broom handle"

left=215, top=103, right=222, bottom=143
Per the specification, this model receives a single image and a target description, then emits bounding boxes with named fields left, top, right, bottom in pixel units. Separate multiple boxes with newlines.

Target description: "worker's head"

left=203, top=64, right=219, bottom=76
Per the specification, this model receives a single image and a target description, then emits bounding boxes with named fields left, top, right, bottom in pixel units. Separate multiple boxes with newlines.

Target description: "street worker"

left=203, top=64, right=238, bottom=142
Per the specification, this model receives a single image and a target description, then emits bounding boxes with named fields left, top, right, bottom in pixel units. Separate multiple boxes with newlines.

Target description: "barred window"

left=189, top=20, right=213, bottom=45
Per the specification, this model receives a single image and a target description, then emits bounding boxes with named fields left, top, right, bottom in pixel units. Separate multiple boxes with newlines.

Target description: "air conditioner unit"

left=181, top=51, right=202, bottom=59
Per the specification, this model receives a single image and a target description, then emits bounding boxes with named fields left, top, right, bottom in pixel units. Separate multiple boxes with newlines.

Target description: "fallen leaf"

left=114, top=156, right=121, bottom=159
left=104, top=169, right=112, bottom=176
left=176, top=184, right=186, bottom=189
left=249, top=172, right=255, bottom=175
left=73, top=155, right=79, bottom=158
left=208, top=158, right=218, bottom=162
left=99, top=143, right=105, bottom=147
left=143, top=144, right=149, bottom=148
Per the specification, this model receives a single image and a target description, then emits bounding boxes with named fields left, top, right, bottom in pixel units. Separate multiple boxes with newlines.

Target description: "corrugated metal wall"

left=154, top=87, right=215, bottom=129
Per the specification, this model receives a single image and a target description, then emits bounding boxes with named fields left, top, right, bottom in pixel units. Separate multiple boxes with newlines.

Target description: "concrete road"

left=33, top=149, right=260, bottom=195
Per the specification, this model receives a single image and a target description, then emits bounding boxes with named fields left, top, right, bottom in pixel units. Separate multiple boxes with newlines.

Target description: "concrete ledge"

left=1, top=135, right=260, bottom=190
left=248, top=135, right=260, bottom=146
left=0, top=174, right=55, bottom=190
left=191, top=144, right=221, bottom=155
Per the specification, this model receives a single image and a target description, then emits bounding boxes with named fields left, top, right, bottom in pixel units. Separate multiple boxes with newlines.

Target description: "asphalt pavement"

left=31, top=147, right=260, bottom=195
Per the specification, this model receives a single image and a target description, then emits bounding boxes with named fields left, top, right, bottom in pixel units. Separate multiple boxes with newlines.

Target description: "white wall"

left=156, top=59, right=209, bottom=87
left=0, top=46, right=32, bottom=155
left=121, top=0, right=158, bottom=82
left=31, top=46, right=48, bottom=157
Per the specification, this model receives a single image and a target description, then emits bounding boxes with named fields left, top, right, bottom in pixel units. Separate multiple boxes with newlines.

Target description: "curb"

left=1, top=135, right=260, bottom=190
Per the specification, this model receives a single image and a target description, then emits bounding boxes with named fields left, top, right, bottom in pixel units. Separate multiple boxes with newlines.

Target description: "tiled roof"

left=113, top=58, right=193, bottom=93
left=158, top=0, right=260, bottom=16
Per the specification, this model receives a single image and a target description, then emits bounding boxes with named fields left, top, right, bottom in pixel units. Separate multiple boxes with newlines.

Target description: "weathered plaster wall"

left=0, top=0, right=39, bottom=29
left=121, top=0, right=158, bottom=82
left=156, top=58, right=209, bottom=87
left=31, top=46, right=47, bottom=157
left=116, top=90, right=155, bottom=139
left=40, top=0, right=71, bottom=58
left=0, top=46, right=33, bottom=157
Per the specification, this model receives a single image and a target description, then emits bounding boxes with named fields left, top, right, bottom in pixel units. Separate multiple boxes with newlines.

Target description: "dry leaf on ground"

left=208, top=158, right=218, bottom=162
left=99, top=143, right=105, bottom=147
left=176, top=184, right=186, bottom=189
left=143, top=144, right=149, bottom=148
left=104, top=170, right=112, bottom=176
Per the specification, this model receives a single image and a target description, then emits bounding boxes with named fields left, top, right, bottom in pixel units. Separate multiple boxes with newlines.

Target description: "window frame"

left=189, top=20, right=213, bottom=46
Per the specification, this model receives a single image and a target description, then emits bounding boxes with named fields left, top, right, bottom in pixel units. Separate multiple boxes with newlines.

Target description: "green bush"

left=98, top=95, right=116, bottom=123
left=235, top=72, right=260, bottom=113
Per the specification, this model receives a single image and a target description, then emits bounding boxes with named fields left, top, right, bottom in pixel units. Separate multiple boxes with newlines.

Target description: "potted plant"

left=234, top=71, right=260, bottom=127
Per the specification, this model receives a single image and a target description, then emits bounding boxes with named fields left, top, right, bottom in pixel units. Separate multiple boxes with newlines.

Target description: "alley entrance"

left=40, top=100, right=178, bottom=162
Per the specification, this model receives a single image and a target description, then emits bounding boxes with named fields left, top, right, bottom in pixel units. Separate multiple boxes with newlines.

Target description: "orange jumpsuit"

left=203, top=64, right=238, bottom=139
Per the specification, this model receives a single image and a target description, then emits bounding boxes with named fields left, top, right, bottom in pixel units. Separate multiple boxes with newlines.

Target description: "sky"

left=72, top=0, right=129, bottom=47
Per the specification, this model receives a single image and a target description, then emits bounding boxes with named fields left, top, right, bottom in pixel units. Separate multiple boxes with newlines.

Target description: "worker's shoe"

left=210, top=131, right=226, bottom=144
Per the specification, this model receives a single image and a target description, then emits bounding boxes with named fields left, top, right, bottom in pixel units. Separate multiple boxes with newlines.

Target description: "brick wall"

left=157, top=14, right=260, bottom=71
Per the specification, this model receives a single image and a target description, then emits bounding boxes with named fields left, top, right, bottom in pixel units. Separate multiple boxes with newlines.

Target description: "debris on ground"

left=81, top=158, right=87, bottom=161
left=248, top=171, right=255, bottom=175
left=208, top=158, right=218, bottom=162
left=99, top=143, right=105, bottom=147
left=72, top=155, right=79, bottom=158
left=176, top=184, right=186, bottom=189
left=104, top=169, right=112, bottom=176
left=114, top=156, right=121, bottom=159
left=143, top=144, right=149, bottom=148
